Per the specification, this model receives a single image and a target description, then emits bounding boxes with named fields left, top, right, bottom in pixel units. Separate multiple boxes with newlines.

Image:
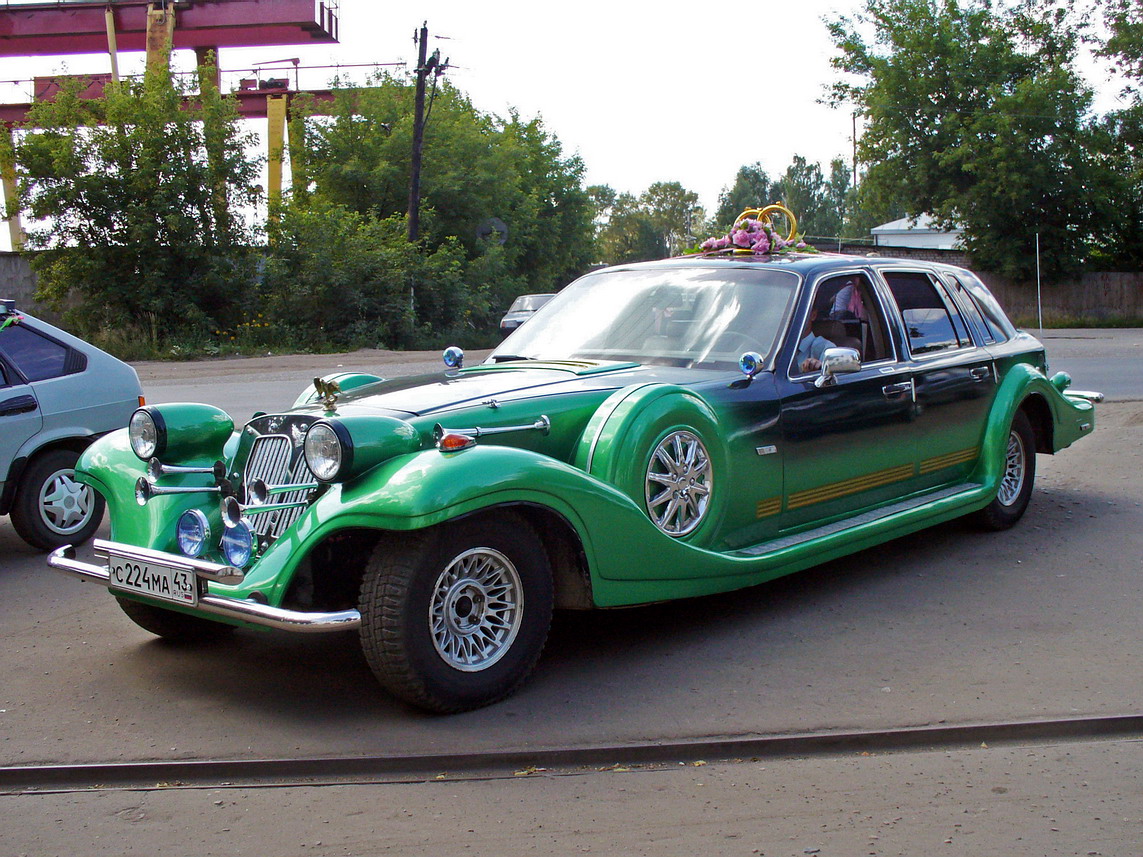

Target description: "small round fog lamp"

left=220, top=521, right=254, bottom=567
left=176, top=509, right=211, bottom=558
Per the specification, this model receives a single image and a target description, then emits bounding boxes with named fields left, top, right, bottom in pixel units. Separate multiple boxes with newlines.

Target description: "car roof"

left=596, top=252, right=973, bottom=281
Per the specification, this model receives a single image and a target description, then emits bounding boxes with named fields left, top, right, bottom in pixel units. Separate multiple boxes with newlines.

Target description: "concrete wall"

left=0, top=252, right=46, bottom=316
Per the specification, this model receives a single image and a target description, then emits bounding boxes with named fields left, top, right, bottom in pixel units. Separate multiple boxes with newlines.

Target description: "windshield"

left=491, top=265, right=799, bottom=369
left=508, top=294, right=554, bottom=313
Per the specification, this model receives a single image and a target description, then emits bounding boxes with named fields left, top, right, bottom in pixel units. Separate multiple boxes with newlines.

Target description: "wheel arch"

left=1, top=434, right=100, bottom=515
left=280, top=502, right=594, bottom=614
left=1018, top=392, right=1054, bottom=454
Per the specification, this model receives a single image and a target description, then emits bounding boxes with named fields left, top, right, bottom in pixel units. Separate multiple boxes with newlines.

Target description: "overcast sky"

left=0, top=0, right=1128, bottom=233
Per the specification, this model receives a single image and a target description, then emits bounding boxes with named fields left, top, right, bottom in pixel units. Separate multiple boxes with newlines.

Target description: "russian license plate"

left=107, top=554, right=198, bottom=606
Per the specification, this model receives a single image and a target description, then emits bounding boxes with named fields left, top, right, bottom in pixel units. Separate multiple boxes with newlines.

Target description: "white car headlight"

left=304, top=421, right=352, bottom=482
left=129, top=408, right=165, bottom=460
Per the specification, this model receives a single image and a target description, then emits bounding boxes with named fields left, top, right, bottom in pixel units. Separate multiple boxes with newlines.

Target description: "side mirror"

left=814, top=347, right=861, bottom=388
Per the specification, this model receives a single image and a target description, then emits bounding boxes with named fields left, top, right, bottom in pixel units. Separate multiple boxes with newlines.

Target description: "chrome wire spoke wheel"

left=39, top=468, right=96, bottom=535
left=997, top=428, right=1026, bottom=507
left=429, top=547, right=524, bottom=672
left=645, top=430, right=712, bottom=536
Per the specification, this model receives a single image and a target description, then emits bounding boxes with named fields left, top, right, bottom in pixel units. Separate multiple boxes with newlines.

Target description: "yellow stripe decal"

left=919, top=447, right=979, bottom=475
left=787, top=464, right=914, bottom=510
left=755, top=497, right=782, bottom=519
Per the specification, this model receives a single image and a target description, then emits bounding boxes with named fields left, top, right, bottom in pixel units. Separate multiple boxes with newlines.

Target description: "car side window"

left=944, top=274, right=996, bottom=344
left=0, top=324, right=74, bottom=382
left=882, top=271, right=969, bottom=356
left=791, top=273, right=895, bottom=377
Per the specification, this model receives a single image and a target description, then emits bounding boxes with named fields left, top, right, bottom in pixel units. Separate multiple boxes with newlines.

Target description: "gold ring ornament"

left=693, top=202, right=816, bottom=256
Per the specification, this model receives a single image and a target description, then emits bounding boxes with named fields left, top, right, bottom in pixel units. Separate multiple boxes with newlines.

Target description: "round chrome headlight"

left=129, top=408, right=166, bottom=460
left=220, top=520, right=254, bottom=567
left=304, top=421, right=352, bottom=482
left=176, top=509, right=211, bottom=558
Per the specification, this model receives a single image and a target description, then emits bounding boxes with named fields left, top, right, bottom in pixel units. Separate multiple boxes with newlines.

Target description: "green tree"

left=595, top=192, right=663, bottom=264
left=594, top=182, right=705, bottom=263
left=11, top=62, right=260, bottom=339
left=261, top=201, right=475, bottom=350
left=1094, top=0, right=1143, bottom=269
left=714, top=163, right=774, bottom=232
left=828, top=0, right=1099, bottom=280
left=292, top=74, right=593, bottom=308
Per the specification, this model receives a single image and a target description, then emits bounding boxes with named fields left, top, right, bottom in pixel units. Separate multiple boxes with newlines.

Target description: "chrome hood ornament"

left=313, top=377, right=341, bottom=412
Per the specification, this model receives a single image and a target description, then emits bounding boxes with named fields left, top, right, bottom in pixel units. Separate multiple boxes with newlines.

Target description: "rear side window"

left=0, top=324, right=79, bottom=382
left=882, top=271, right=969, bottom=356
left=944, top=275, right=996, bottom=344
left=955, top=272, right=1015, bottom=342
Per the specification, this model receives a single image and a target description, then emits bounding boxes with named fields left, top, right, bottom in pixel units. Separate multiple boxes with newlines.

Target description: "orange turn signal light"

left=436, top=432, right=476, bottom=452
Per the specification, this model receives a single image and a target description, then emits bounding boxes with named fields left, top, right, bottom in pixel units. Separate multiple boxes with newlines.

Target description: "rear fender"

left=971, top=362, right=1096, bottom=493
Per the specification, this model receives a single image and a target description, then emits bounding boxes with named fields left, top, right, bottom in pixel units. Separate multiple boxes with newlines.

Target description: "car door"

left=878, top=269, right=997, bottom=491
left=776, top=270, right=919, bottom=531
left=0, top=355, right=42, bottom=487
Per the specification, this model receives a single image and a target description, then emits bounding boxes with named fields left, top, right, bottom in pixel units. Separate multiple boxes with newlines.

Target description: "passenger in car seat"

left=830, top=279, right=867, bottom=321
left=795, top=306, right=836, bottom=374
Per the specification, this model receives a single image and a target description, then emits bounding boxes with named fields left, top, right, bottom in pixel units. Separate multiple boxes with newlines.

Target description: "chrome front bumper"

left=48, top=539, right=361, bottom=633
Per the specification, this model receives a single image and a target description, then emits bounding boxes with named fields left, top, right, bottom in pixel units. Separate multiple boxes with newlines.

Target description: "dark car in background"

left=0, top=301, right=143, bottom=550
left=499, top=293, right=555, bottom=334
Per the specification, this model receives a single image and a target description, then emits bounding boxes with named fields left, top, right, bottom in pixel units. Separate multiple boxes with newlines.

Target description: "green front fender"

left=232, top=444, right=677, bottom=607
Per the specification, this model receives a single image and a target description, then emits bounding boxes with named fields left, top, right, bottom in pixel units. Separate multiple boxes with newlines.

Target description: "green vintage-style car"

left=49, top=248, right=1100, bottom=712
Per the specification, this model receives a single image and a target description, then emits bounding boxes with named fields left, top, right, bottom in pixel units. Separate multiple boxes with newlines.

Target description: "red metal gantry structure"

left=0, top=0, right=343, bottom=246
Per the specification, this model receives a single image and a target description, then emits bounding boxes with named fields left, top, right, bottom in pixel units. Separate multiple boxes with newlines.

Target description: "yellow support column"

left=145, top=3, right=175, bottom=80
left=266, top=94, right=288, bottom=222
left=1, top=127, right=25, bottom=250
left=105, top=5, right=120, bottom=83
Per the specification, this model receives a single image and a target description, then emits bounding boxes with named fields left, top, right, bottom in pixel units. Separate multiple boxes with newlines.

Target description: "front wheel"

left=974, top=410, right=1036, bottom=531
left=359, top=513, right=554, bottom=713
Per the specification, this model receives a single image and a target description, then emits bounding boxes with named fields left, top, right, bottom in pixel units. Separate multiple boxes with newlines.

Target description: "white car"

left=0, top=300, right=142, bottom=550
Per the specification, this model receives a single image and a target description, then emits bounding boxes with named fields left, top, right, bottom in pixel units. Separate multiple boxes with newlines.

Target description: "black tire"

left=358, top=513, right=554, bottom=713
left=974, top=410, right=1036, bottom=531
left=116, top=596, right=237, bottom=643
left=10, top=448, right=105, bottom=551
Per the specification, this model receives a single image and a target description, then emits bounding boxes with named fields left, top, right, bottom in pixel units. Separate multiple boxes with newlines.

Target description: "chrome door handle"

left=970, top=367, right=991, bottom=382
left=881, top=381, right=911, bottom=398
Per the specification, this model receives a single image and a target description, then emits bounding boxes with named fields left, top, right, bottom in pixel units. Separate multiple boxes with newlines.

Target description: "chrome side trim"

left=433, top=415, right=551, bottom=440
left=48, top=543, right=361, bottom=633
left=1066, top=390, right=1104, bottom=404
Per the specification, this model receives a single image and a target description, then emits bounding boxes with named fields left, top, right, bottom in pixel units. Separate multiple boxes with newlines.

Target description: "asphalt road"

left=2, top=330, right=1140, bottom=854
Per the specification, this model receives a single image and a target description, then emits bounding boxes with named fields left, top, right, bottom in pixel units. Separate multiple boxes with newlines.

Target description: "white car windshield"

left=490, top=265, right=799, bottom=369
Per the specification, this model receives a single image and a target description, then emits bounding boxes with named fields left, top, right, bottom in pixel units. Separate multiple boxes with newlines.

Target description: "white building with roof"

left=871, top=214, right=962, bottom=250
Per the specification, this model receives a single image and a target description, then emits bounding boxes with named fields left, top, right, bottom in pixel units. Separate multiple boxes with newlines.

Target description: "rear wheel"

left=975, top=410, right=1036, bottom=531
left=359, top=513, right=553, bottom=713
left=10, top=448, right=105, bottom=551
left=116, top=597, right=236, bottom=642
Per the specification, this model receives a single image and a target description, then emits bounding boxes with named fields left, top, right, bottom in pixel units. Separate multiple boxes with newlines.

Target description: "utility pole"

left=407, top=22, right=441, bottom=242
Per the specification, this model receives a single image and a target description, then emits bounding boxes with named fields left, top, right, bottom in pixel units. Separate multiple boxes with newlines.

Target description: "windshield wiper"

left=491, top=354, right=536, bottom=363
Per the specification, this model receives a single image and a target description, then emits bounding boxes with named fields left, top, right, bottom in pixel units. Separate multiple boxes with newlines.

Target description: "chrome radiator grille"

left=243, top=433, right=317, bottom=539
